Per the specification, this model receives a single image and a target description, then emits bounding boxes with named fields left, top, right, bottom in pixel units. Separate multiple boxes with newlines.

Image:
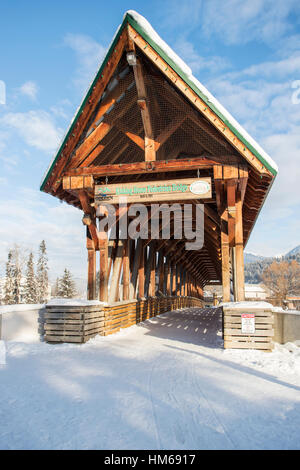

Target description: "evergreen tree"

left=24, top=252, right=37, bottom=304
left=52, top=277, right=60, bottom=297
left=13, top=261, right=22, bottom=304
left=57, top=269, right=77, bottom=298
left=37, top=240, right=49, bottom=303
left=4, top=250, right=15, bottom=305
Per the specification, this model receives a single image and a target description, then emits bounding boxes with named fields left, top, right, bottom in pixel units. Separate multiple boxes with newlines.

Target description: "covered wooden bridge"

left=40, top=11, right=277, bottom=338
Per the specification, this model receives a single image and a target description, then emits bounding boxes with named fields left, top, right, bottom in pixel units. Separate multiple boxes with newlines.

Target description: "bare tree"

left=262, top=260, right=300, bottom=302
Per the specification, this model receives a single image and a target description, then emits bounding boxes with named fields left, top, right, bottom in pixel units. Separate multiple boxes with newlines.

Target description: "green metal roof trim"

left=41, top=12, right=277, bottom=192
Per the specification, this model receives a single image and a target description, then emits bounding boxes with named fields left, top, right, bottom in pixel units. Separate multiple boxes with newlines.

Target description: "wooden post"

left=235, top=190, right=245, bottom=301
left=138, top=240, right=145, bottom=299
left=129, top=238, right=142, bottom=299
left=171, top=263, right=176, bottom=295
left=99, top=234, right=108, bottom=302
left=145, top=242, right=154, bottom=297
left=149, top=245, right=156, bottom=297
left=87, top=246, right=96, bottom=300
left=176, top=265, right=181, bottom=296
left=123, top=238, right=130, bottom=300
left=221, top=208, right=231, bottom=302
left=158, top=251, right=164, bottom=294
left=165, top=257, right=170, bottom=295
left=109, top=239, right=124, bottom=303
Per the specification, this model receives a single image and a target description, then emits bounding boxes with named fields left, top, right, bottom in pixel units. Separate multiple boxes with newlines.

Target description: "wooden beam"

left=227, top=180, right=236, bottom=248
left=109, top=239, right=124, bottom=303
left=78, top=190, right=99, bottom=250
left=144, top=242, right=155, bottom=297
left=149, top=245, right=156, bottom=297
left=155, top=115, right=187, bottom=149
left=87, top=245, right=96, bottom=300
left=86, top=70, right=133, bottom=135
left=158, top=251, right=164, bottom=293
left=63, top=175, right=94, bottom=191
left=78, top=87, right=137, bottom=168
left=129, top=238, right=143, bottom=299
left=138, top=240, right=145, bottom=299
left=221, top=208, right=230, bottom=302
left=71, top=122, right=111, bottom=169
left=122, top=239, right=130, bottom=300
left=132, top=58, right=156, bottom=161
left=66, top=156, right=222, bottom=177
left=235, top=190, right=245, bottom=301
left=99, top=234, right=108, bottom=302
left=128, top=24, right=273, bottom=177
left=44, top=29, right=127, bottom=193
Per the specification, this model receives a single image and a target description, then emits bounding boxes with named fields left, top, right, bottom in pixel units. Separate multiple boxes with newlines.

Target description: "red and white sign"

left=241, top=313, right=255, bottom=334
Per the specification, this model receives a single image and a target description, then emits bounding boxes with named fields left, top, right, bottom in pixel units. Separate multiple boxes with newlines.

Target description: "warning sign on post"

left=241, top=313, right=255, bottom=334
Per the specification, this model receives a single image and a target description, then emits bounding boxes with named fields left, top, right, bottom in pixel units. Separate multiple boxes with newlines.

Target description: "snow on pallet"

left=222, top=303, right=274, bottom=351
left=44, top=304, right=105, bottom=343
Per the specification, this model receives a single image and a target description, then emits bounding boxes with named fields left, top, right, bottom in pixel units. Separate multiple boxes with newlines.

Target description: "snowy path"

left=0, top=307, right=299, bottom=450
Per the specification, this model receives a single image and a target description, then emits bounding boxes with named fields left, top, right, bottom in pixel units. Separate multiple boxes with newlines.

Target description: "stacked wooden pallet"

left=103, top=301, right=138, bottom=336
left=44, top=304, right=104, bottom=343
left=223, top=305, right=274, bottom=351
left=44, top=296, right=204, bottom=343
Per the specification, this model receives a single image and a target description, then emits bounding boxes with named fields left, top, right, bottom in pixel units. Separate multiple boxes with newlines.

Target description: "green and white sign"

left=95, top=177, right=211, bottom=204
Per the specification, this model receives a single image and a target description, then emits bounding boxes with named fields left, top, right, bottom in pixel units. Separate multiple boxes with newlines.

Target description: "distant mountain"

left=244, top=252, right=266, bottom=264
left=244, top=245, right=300, bottom=283
left=285, top=245, right=300, bottom=258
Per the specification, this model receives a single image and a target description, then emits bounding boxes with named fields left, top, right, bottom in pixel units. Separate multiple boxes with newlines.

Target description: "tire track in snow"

left=191, top=355, right=237, bottom=449
left=147, top=308, right=237, bottom=449
left=148, top=352, right=164, bottom=450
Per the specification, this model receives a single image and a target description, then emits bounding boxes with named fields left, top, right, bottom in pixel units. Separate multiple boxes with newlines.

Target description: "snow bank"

left=220, top=301, right=274, bottom=310
left=272, top=307, right=300, bottom=316
left=0, top=308, right=299, bottom=450
left=0, top=304, right=44, bottom=314
left=0, top=305, right=44, bottom=343
left=126, top=10, right=278, bottom=174
left=46, top=298, right=104, bottom=307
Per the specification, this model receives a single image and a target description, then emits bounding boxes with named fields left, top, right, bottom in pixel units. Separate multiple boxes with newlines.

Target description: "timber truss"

left=41, top=18, right=276, bottom=303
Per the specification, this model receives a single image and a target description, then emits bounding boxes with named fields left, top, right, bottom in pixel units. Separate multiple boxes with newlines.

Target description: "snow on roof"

left=126, top=10, right=278, bottom=175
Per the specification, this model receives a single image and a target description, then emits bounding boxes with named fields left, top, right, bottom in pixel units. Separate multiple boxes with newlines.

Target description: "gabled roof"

left=40, top=10, right=277, bottom=192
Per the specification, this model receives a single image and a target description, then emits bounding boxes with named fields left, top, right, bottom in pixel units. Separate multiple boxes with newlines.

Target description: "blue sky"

left=0, top=0, right=300, bottom=281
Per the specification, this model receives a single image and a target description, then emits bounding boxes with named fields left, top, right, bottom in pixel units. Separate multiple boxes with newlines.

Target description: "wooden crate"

left=44, top=305, right=105, bottom=343
left=223, top=306, right=274, bottom=351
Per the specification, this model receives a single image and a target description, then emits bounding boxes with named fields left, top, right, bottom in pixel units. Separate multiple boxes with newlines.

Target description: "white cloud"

left=19, top=81, right=38, bottom=100
left=173, top=37, right=230, bottom=74
left=162, top=0, right=203, bottom=30
left=202, top=52, right=300, bottom=256
left=228, top=54, right=300, bottom=80
left=202, top=0, right=300, bottom=45
left=0, top=188, right=86, bottom=280
left=1, top=110, right=63, bottom=152
left=64, top=33, right=107, bottom=91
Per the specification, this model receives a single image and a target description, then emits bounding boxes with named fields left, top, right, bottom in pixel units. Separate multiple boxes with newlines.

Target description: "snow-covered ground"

left=0, top=307, right=299, bottom=450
